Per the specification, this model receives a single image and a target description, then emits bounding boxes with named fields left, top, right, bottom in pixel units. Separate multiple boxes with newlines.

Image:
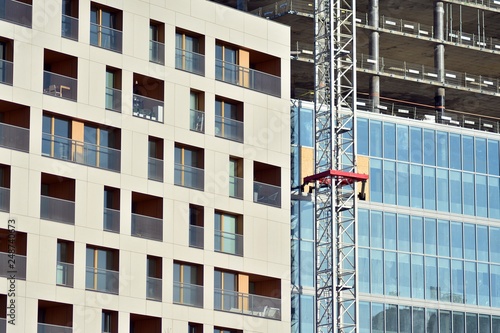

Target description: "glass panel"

left=299, top=241, right=314, bottom=287
left=357, top=118, right=368, bottom=155
left=450, top=171, right=462, bottom=214
left=451, top=222, right=463, bottom=258
left=372, top=303, right=384, bottom=333
left=398, top=253, right=411, bottom=298
left=438, top=258, right=451, bottom=302
left=436, top=131, right=448, bottom=167
left=410, top=165, right=423, bottom=208
left=427, top=309, right=438, bottom=333
left=479, top=315, right=490, bottom=333
left=423, top=167, right=435, bottom=210
left=370, top=159, right=383, bottom=202
left=397, top=163, right=409, bottom=206
left=385, top=304, right=398, bottom=333
left=425, top=256, right=438, bottom=300
left=384, top=161, right=396, bottom=204
left=463, top=173, right=475, bottom=215
left=300, top=295, right=314, bottom=333
left=490, top=227, right=500, bottom=263
left=453, top=312, right=465, bottom=333
left=467, top=313, right=478, bottom=333
left=384, top=213, right=396, bottom=251
left=493, top=316, right=500, bottom=333
left=371, top=250, right=383, bottom=294
left=411, top=255, right=424, bottom=299
left=398, top=215, right=410, bottom=252
left=450, top=133, right=461, bottom=169
left=438, top=220, right=450, bottom=257
left=464, top=223, right=476, bottom=260
left=476, top=175, right=488, bottom=217
left=359, top=302, right=370, bottom=333
left=424, top=218, right=436, bottom=255
left=400, top=306, right=411, bottom=333
left=384, top=251, right=397, bottom=296
left=465, top=261, right=477, bottom=305
left=451, top=260, right=464, bottom=303
left=411, top=216, right=423, bottom=254
left=423, top=129, right=435, bottom=166
left=359, top=209, right=369, bottom=247
left=476, top=138, right=487, bottom=174
left=413, top=307, right=425, bottom=333
left=440, top=310, right=451, bottom=333
left=359, top=248, right=370, bottom=293
left=489, top=177, right=500, bottom=219
left=436, top=169, right=448, bottom=212
left=383, top=122, right=395, bottom=159
left=410, top=127, right=422, bottom=163
left=477, top=225, right=489, bottom=262
left=369, top=120, right=382, bottom=157
left=488, top=140, right=499, bottom=176
left=396, top=124, right=409, bottom=161
left=492, top=264, right=500, bottom=307
left=370, top=211, right=383, bottom=249
left=463, top=135, right=474, bottom=172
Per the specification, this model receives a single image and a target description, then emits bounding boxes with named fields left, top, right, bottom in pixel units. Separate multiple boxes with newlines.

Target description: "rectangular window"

left=173, top=262, right=203, bottom=307
left=105, top=66, right=121, bottom=112
left=146, top=256, right=162, bottom=301
left=90, top=3, right=122, bottom=52
left=61, top=0, right=78, bottom=40
left=103, top=186, right=120, bottom=233
left=102, top=310, right=118, bottom=333
left=215, top=211, right=243, bottom=256
left=189, top=204, right=204, bottom=248
left=229, top=157, right=243, bottom=199
left=174, top=144, right=204, bottom=190
left=149, top=20, right=165, bottom=64
left=190, top=90, right=205, bottom=133
left=215, top=98, right=244, bottom=143
left=56, top=239, right=74, bottom=287
left=148, top=136, right=163, bottom=182
left=85, top=246, right=119, bottom=294
left=176, top=30, right=204, bottom=75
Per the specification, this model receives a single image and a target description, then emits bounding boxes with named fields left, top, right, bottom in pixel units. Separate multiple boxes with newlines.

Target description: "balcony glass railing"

left=173, top=282, right=203, bottom=307
left=103, top=208, right=120, bottom=233
left=37, top=323, right=72, bottom=333
left=229, top=176, right=243, bottom=199
left=0, top=187, right=10, bottom=212
left=253, top=181, right=281, bottom=208
left=42, top=134, right=121, bottom=172
left=0, top=59, right=13, bottom=85
left=190, top=109, right=205, bottom=133
left=216, top=60, right=281, bottom=97
left=105, top=87, right=121, bottom=112
left=175, top=48, right=205, bottom=76
left=0, top=122, right=29, bottom=152
left=56, top=261, right=74, bottom=287
left=132, top=94, right=164, bottom=123
left=40, top=195, right=75, bottom=225
left=148, top=157, right=163, bottom=182
left=215, top=116, right=243, bottom=143
left=189, top=225, right=204, bottom=249
left=90, top=23, right=122, bottom=53
left=61, top=15, right=78, bottom=40
left=214, top=289, right=281, bottom=320
left=146, top=276, right=162, bottom=301
left=174, top=164, right=204, bottom=191
left=43, top=71, right=77, bottom=101
left=85, top=266, right=119, bottom=294
left=0, top=251, right=26, bottom=280
left=0, top=318, right=5, bottom=333
left=149, top=40, right=165, bottom=65
left=131, top=213, right=163, bottom=242
left=0, top=0, right=32, bottom=27
left=214, top=230, right=243, bottom=256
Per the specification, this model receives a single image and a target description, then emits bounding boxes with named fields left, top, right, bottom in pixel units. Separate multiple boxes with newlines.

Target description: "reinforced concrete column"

left=369, top=0, right=380, bottom=112
left=434, top=1, right=446, bottom=117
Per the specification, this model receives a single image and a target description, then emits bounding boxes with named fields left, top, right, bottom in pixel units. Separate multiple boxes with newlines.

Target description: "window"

left=173, top=261, right=203, bottom=307
left=40, top=173, right=75, bottom=225
left=130, top=314, right=161, bottom=333
left=103, top=187, right=120, bottom=233
left=216, top=44, right=238, bottom=84
left=148, top=136, right=163, bottom=182
left=85, top=245, right=119, bottom=294
left=132, top=73, right=164, bottom=122
left=189, top=323, right=203, bottom=333
left=190, top=90, right=205, bottom=133
left=105, top=66, right=121, bottom=112
left=214, top=270, right=237, bottom=311
left=214, top=211, right=243, bottom=256
left=189, top=204, right=204, bottom=248
left=131, top=192, right=163, bottom=241
left=56, top=239, right=74, bottom=287
left=42, top=114, right=71, bottom=160
left=253, top=162, right=281, bottom=207
left=90, top=3, right=122, bottom=52
left=150, top=20, right=165, bottom=64
left=0, top=0, right=32, bottom=27
left=38, top=300, right=73, bottom=331
left=0, top=101, right=30, bottom=152
left=147, top=256, right=162, bottom=301
left=215, top=98, right=243, bottom=142
left=43, top=49, right=77, bottom=100
left=176, top=29, right=204, bottom=75
left=102, top=310, right=118, bottom=333
left=0, top=229, right=27, bottom=280
left=229, top=157, right=243, bottom=199
left=174, top=144, right=204, bottom=190
left=0, top=164, right=10, bottom=212
left=214, top=328, right=242, bottom=333
left=0, top=38, right=13, bottom=85
left=61, top=0, right=78, bottom=40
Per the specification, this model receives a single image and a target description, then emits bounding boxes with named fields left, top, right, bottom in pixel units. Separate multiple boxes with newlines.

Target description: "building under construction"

left=211, top=1, right=500, bottom=332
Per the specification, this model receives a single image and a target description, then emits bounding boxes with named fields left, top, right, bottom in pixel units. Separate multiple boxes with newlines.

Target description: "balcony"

left=0, top=187, right=9, bottom=212
left=216, top=60, right=280, bottom=97
left=85, top=266, right=119, bottom=294
left=0, top=318, right=5, bottom=333
left=215, top=116, right=243, bottom=143
left=37, top=323, right=72, bottom=333
left=174, top=164, right=204, bottom=190
left=173, top=282, right=203, bottom=307
left=148, top=157, right=163, bottom=182
left=42, top=134, right=121, bottom=172
left=0, top=251, right=26, bottom=280
left=56, top=262, right=74, bottom=287
left=0, top=59, right=13, bottom=85
left=105, top=87, right=121, bottom=112
left=90, top=23, right=122, bottom=53
left=146, top=277, right=162, bottom=301
left=131, top=213, right=163, bottom=242
left=40, top=195, right=75, bottom=225
left=175, top=49, right=205, bottom=76
left=103, top=208, right=120, bottom=233
left=190, top=109, right=205, bottom=133
left=189, top=225, right=204, bottom=249
left=214, top=289, right=281, bottom=320
left=0, top=0, right=32, bottom=27
left=0, top=122, right=29, bottom=152
left=215, top=230, right=243, bottom=256
left=150, top=40, right=165, bottom=65
left=43, top=71, right=77, bottom=101
left=229, top=176, right=243, bottom=199
left=61, top=15, right=78, bottom=40
left=253, top=181, right=281, bottom=208
left=132, top=94, right=164, bottom=123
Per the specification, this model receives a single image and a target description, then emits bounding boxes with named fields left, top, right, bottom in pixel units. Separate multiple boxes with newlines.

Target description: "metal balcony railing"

left=250, top=0, right=314, bottom=18
left=132, top=94, right=164, bottom=123
left=173, top=282, right=203, bottom=307
left=85, top=266, right=119, bottom=294
left=0, top=251, right=26, bottom=280
left=105, top=87, right=121, bottom=112
left=56, top=262, right=74, bottom=287
left=189, top=225, right=204, bottom=249
left=447, top=0, right=500, bottom=10
left=150, top=40, right=165, bottom=65
left=190, top=109, right=205, bottom=133
left=253, top=181, right=281, bottom=208
left=0, top=122, right=29, bottom=152
left=0, top=187, right=9, bottom=212
left=229, top=176, right=243, bottom=199
left=146, top=276, right=162, bottom=301
left=0, top=0, right=32, bottom=27
left=216, top=60, right=281, bottom=97
left=103, top=208, right=120, bottom=233
left=61, top=15, right=78, bottom=40
left=0, top=59, right=13, bottom=85
left=43, top=71, right=77, bottom=101
left=214, top=289, right=281, bottom=320
left=175, top=49, right=205, bottom=76
left=40, top=195, right=75, bottom=225
left=148, top=157, right=163, bottom=182
left=131, top=213, right=163, bottom=242
left=214, top=230, right=243, bottom=256
left=0, top=318, right=5, bottom=333
left=90, top=23, right=122, bottom=53
left=37, top=323, right=72, bottom=333
left=174, top=164, right=204, bottom=191
left=215, top=116, right=244, bottom=143
left=42, top=134, right=121, bottom=172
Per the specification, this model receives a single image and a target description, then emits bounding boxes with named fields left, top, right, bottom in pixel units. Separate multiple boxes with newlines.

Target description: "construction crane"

left=301, top=0, right=368, bottom=332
